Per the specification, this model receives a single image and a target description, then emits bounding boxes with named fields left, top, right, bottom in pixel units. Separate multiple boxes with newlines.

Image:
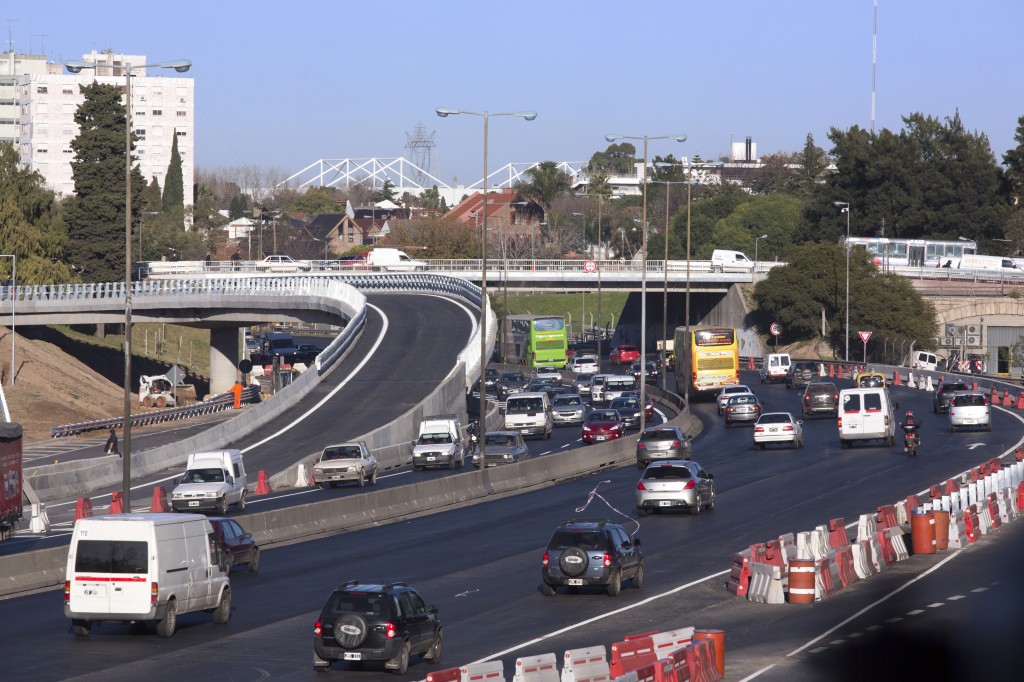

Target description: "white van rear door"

left=861, top=391, right=888, bottom=437
left=841, top=393, right=863, bottom=435
left=71, top=537, right=151, bottom=615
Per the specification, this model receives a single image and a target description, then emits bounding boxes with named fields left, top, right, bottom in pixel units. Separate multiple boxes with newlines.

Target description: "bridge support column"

left=209, top=327, right=241, bottom=396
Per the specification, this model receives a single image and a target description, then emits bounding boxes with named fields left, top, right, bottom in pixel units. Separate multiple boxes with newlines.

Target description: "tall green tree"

left=588, top=143, right=637, bottom=175
left=64, top=82, right=145, bottom=282
left=370, top=179, right=397, bottom=203
left=229, top=194, right=249, bottom=220
left=0, top=143, right=76, bottom=283
left=162, top=132, right=184, bottom=214
left=711, top=194, right=802, bottom=261
left=289, top=186, right=339, bottom=218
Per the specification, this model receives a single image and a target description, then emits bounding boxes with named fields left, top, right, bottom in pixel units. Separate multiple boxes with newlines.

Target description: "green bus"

left=503, top=315, right=568, bottom=368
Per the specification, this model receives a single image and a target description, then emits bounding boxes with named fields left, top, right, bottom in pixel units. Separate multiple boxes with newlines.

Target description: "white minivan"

left=65, top=513, right=231, bottom=637
left=711, top=249, right=755, bottom=272
left=760, top=353, right=791, bottom=383
left=838, top=387, right=896, bottom=448
left=504, top=392, right=553, bottom=439
left=912, top=351, right=941, bottom=372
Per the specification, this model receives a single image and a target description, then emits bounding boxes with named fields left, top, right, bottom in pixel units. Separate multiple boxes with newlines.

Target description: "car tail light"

left=314, top=620, right=322, bottom=637
left=64, top=581, right=70, bottom=602
left=804, top=395, right=810, bottom=403
left=783, top=425, right=793, bottom=431
left=386, top=621, right=397, bottom=639
left=151, top=582, right=159, bottom=605
left=684, top=480, right=695, bottom=490
left=838, top=417, right=843, bottom=428
left=671, top=440, right=680, bottom=447
left=637, top=442, right=646, bottom=449
left=603, top=553, right=612, bottom=567
left=834, top=393, right=839, bottom=401
left=754, top=426, right=764, bottom=433
left=542, top=552, right=550, bottom=567
left=636, top=481, right=647, bottom=491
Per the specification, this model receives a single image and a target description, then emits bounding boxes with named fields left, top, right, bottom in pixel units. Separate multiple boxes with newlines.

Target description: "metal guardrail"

left=50, top=385, right=262, bottom=438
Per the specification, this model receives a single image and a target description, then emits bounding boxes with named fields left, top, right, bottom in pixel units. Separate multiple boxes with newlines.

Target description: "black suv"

left=785, top=361, right=817, bottom=389
left=313, top=581, right=442, bottom=674
left=541, top=520, right=644, bottom=597
left=934, top=380, right=971, bottom=413
left=802, top=382, right=839, bottom=418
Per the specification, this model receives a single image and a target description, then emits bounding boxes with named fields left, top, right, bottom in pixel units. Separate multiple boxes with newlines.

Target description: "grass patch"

left=491, top=291, right=628, bottom=331
left=44, top=323, right=213, bottom=377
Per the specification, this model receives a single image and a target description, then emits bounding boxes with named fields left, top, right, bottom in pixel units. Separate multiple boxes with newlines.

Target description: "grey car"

left=551, top=393, right=588, bottom=425
left=636, top=425, right=691, bottom=468
left=572, top=373, right=595, bottom=395
left=635, top=460, right=715, bottom=515
left=472, top=431, right=530, bottom=467
left=540, top=520, right=644, bottom=597
left=609, top=396, right=642, bottom=429
left=802, top=382, right=839, bottom=418
left=723, top=393, right=763, bottom=426
left=497, top=371, right=530, bottom=401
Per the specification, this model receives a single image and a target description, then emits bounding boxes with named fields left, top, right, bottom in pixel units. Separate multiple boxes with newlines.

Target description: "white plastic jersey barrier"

left=856, top=513, right=877, bottom=544
left=513, top=653, right=559, bottom=682
left=462, top=661, right=506, bottom=682
left=747, top=562, right=785, bottom=604
left=650, top=627, right=695, bottom=659
left=561, top=646, right=610, bottom=682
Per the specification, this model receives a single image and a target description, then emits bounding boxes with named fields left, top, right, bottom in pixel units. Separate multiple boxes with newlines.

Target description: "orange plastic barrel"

left=932, top=509, right=950, bottom=550
left=911, top=507, right=936, bottom=554
left=694, top=629, right=726, bottom=676
left=787, top=558, right=816, bottom=604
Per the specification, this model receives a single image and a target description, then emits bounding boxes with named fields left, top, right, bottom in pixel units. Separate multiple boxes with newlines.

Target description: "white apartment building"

left=1, top=51, right=50, bottom=147
left=15, top=50, right=194, bottom=209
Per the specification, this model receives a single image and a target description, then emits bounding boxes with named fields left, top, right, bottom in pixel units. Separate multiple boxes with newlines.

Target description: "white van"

left=170, top=450, right=247, bottom=515
left=366, top=247, right=427, bottom=272
left=838, top=387, right=896, bottom=448
left=955, top=254, right=1021, bottom=272
left=711, top=249, right=755, bottom=272
left=912, top=351, right=941, bottom=372
left=603, top=375, right=638, bottom=402
left=760, top=353, right=791, bottom=383
left=590, top=374, right=613, bottom=404
left=504, top=392, right=553, bottom=439
left=65, top=513, right=231, bottom=637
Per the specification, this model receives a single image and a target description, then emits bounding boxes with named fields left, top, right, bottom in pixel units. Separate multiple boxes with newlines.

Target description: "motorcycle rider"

left=467, top=417, right=481, bottom=454
left=902, top=410, right=921, bottom=453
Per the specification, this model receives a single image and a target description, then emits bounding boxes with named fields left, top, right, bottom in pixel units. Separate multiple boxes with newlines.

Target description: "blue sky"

left=12, top=1, right=1023, bottom=188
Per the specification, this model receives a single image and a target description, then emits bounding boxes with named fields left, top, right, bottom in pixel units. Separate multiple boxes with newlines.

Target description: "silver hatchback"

left=635, top=460, right=715, bottom=515
left=948, top=391, right=991, bottom=432
left=635, top=425, right=691, bottom=468
left=552, top=393, right=588, bottom=425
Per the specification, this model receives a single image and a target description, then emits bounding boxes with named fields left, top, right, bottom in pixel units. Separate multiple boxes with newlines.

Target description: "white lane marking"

left=906, top=609, right=925, bottom=615
left=971, top=587, right=988, bottom=593
left=829, top=639, right=845, bottom=645
left=948, top=594, right=965, bottom=601
left=782, top=550, right=963, bottom=659
left=886, top=617, right=903, bottom=624
left=866, top=625, right=882, bottom=631
left=927, top=602, right=945, bottom=608
left=47, top=305, right=392, bottom=508
left=809, top=647, right=828, bottom=654
left=470, top=569, right=730, bottom=665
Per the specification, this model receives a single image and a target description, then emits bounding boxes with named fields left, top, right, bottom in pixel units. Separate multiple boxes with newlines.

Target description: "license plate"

left=659, top=500, right=671, bottom=507
left=84, top=589, right=97, bottom=596
left=188, top=501, right=199, bottom=507
left=343, top=653, right=362, bottom=661
left=962, top=419, right=976, bottom=424
left=567, top=579, right=584, bottom=586
left=595, top=435, right=606, bottom=441
left=769, top=427, right=778, bottom=433
left=426, top=456, right=436, bottom=461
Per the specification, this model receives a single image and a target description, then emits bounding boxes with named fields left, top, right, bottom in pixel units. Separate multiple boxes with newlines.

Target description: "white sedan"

left=753, top=412, right=804, bottom=449
left=572, top=355, right=600, bottom=374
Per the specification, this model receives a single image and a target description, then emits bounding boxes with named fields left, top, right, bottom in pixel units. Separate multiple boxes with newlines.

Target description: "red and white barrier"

left=512, top=653, right=558, bottom=682
left=461, top=661, right=506, bottom=682
left=561, top=646, right=609, bottom=682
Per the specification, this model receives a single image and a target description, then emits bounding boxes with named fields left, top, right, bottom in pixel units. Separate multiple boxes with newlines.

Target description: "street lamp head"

left=168, top=60, right=193, bottom=73
left=64, top=59, right=93, bottom=73
left=518, top=112, right=538, bottom=121
left=833, top=201, right=849, bottom=207
left=605, top=134, right=621, bottom=142
left=674, top=135, right=688, bottom=143
left=435, top=107, right=459, bottom=117
left=758, top=233, right=768, bottom=239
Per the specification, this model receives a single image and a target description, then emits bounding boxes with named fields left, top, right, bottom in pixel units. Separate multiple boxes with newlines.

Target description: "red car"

left=581, top=409, right=625, bottom=444
left=609, top=345, right=640, bottom=366
left=208, top=517, right=260, bottom=572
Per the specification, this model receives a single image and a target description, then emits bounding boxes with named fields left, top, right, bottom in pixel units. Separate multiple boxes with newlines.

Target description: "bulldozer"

left=139, top=372, right=197, bottom=408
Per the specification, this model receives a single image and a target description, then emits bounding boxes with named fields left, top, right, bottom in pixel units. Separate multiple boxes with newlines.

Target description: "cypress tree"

left=163, top=131, right=184, bottom=213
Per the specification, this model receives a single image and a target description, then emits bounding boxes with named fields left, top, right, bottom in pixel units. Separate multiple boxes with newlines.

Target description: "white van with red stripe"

left=64, top=513, right=231, bottom=638
left=838, top=387, right=897, bottom=448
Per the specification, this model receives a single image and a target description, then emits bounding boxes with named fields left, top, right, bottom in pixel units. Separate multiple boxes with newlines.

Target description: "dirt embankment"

left=0, top=328, right=127, bottom=442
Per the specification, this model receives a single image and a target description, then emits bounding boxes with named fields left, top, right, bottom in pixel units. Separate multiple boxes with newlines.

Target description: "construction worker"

left=231, top=381, right=244, bottom=409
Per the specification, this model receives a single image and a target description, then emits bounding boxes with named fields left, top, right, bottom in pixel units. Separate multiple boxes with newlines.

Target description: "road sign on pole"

left=770, top=322, right=783, bottom=336
left=859, top=331, right=872, bottom=365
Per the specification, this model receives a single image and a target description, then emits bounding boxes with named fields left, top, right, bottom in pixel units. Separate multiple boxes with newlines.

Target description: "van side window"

left=864, top=393, right=883, bottom=412
left=233, top=463, right=241, bottom=478
left=843, top=394, right=861, bottom=413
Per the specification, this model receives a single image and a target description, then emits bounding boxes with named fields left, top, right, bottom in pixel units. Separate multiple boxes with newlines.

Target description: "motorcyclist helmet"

left=905, top=410, right=915, bottom=420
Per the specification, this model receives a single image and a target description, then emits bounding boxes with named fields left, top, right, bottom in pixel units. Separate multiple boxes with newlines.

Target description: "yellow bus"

left=673, top=327, right=740, bottom=398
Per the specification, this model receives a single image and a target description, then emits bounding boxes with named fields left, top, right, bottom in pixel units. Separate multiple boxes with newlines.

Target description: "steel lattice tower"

left=404, top=122, right=437, bottom=186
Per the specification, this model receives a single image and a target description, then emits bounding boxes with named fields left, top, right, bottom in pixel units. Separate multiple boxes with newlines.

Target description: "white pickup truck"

left=411, top=415, right=465, bottom=470
left=170, top=450, right=248, bottom=514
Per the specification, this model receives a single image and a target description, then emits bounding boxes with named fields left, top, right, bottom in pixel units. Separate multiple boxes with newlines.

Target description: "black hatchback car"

left=541, top=520, right=644, bottom=597
left=934, top=380, right=971, bottom=414
left=313, top=581, right=443, bottom=674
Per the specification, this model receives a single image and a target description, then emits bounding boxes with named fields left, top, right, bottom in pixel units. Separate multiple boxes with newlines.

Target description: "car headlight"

left=472, top=454, right=480, bottom=462
left=204, top=492, right=217, bottom=498
left=582, top=426, right=592, bottom=433
left=313, top=468, right=323, bottom=475
left=504, top=454, right=512, bottom=460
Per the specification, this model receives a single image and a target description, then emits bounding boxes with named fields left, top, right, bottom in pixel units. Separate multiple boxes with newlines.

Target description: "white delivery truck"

left=170, top=450, right=248, bottom=515
left=955, top=254, right=1021, bottom=272
left=710, top=249, right=755, bottom=272
left=838, top=387, right=897, bottom=448
left=411, top=415, right=465, bottom=470
left=64, top=513, right=231, bottom=637
left=366, top=247, right=428, bottom=272
left=504, top=392, right=553, bottom=439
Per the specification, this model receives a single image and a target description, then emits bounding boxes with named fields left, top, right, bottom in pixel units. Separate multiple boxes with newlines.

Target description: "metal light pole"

left=834, top=201, right=851, bottom=362
left=66, top=57, right=191, bottom=511
left=754, top=233, right=768, bottom=275
left=649, top=174, right=689, bottom=390
left=0, top=254, right=14, bottom=385
left=596, top=198, right=604, bottom=362
left=605, top=133, right=686, bottom=432
left=437, top=107, right=536, bottom=460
